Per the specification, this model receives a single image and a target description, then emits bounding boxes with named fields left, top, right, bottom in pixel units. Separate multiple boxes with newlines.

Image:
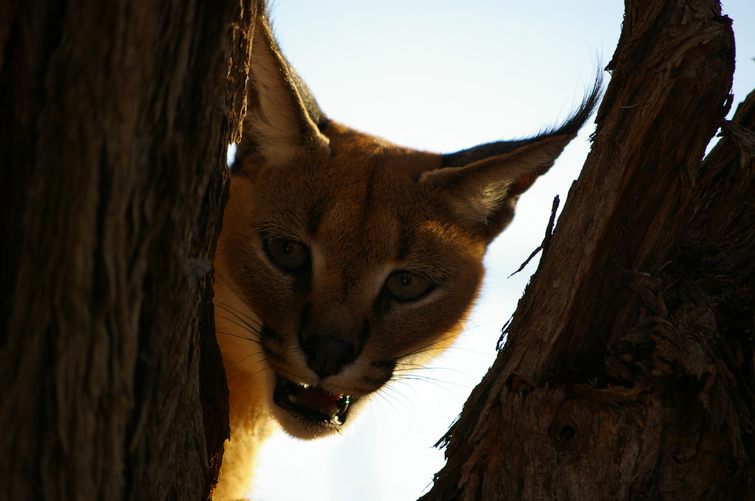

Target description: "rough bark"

left=423, top=1, right=753, bottom=500
left=0, top=1, right=256, bottom=499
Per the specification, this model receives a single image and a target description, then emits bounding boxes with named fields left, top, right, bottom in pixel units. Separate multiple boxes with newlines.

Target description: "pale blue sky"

left=247, top=3, right=753, bottom=500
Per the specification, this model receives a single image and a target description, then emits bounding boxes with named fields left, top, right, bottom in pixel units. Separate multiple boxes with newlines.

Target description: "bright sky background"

left=244, top=2, right=754, bottom=500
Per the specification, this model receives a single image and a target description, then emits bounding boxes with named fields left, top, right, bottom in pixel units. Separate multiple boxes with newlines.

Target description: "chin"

left=269, top=373, right=367, bottom=439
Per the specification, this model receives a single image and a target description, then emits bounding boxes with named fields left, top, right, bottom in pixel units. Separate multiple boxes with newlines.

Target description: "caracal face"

left=216, top=121, right=487, bottom=437
left=213, top=11, right=600, bottom=440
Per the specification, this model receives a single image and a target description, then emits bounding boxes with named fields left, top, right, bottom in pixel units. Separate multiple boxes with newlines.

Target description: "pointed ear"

left=236, top=13, right=329, bottom=168
left=421, top=134, right=574, bottom=239
left=422, top=78, right=603, bottom=240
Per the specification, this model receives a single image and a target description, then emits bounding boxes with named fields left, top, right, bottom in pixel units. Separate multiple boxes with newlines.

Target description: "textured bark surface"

left=423, top=0, right=753, bottom=499
left=0, top=1, right=256, bottom=499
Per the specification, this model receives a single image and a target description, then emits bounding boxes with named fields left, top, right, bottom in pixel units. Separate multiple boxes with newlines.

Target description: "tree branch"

left=422, top=1, right=752, bottom=499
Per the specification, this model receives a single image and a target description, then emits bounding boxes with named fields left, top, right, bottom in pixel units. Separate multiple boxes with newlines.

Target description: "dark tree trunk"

left=0, top=1, right=256, bottom=499
left=423, top=0, right=753, bottom=499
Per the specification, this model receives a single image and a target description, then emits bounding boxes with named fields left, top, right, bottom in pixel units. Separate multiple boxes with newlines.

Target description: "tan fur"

left=213, top=8, right=599, bottom=500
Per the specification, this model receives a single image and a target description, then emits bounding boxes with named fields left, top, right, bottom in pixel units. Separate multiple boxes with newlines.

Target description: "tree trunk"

left=423, top=1, right=753, bottom=500
left=0, top=1, right=256, bottom=499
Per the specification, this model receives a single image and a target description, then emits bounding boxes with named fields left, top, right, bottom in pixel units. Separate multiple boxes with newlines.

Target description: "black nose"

left=301, top=335, right=356, bottom=378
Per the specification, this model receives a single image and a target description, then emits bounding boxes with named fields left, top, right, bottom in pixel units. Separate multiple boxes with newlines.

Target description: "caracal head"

left=214, top=14, right=601, bottom=438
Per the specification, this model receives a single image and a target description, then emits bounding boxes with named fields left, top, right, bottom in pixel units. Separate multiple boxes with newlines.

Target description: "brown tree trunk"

left=0, top=1, right=256, bottom=499
left=422, top=1, right=753, bottom=500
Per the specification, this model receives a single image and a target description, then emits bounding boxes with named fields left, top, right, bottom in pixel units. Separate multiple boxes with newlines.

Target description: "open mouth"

left=273, top=375, right=353, bottom=426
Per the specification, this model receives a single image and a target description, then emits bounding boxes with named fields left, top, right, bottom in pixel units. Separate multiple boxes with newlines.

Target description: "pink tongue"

left=290, top=387, right=343, bottom=416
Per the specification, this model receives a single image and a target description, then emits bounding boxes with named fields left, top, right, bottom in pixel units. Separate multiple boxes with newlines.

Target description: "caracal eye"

left=384, top=271, right=433, bottom=301
left=263, top=237, right=310, bottom=272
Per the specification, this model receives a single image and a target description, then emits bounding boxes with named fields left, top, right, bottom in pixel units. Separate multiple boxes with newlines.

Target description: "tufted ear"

left=235, top=12, right=330, bottom=168
left=421, top=80, right=602, bottom=240
left=422, top=134, right=576, bottom=240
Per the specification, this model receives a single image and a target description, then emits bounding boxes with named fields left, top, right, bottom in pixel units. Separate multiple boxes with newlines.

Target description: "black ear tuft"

left=441, top=73, right=603, bottom=168
left=425, top=73, right=604, bottom=240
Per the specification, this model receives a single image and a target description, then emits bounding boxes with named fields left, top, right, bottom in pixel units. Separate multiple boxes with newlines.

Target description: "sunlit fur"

left=212, top=7, right=600, bottom=500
